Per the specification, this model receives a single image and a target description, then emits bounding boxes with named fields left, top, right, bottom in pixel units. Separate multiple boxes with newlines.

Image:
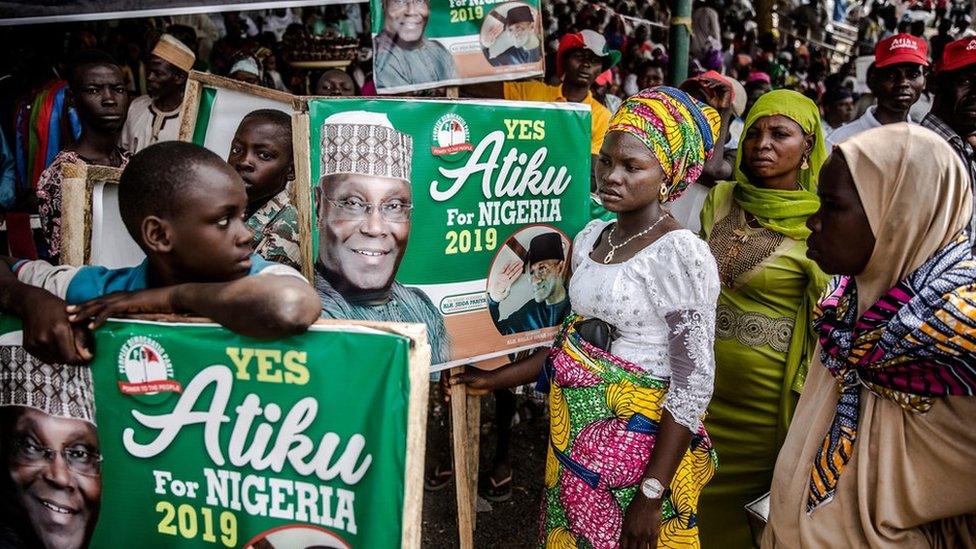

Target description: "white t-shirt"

left=826, top=106, right=913, bottom=148
left=668, top=182, right=712, bottom=233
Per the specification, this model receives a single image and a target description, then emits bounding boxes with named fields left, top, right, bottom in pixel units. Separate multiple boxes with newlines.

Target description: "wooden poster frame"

left=177, top=71, right=315, bottom=280
left=32, top=314, right=430, bottom=549
left=59, top=162, right=125, bottom=266
left=319, top=318, right=431, bottom=549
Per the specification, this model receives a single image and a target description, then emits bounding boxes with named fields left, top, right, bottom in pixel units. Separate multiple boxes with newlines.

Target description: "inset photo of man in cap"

left=487, top=227, right=571, bottom=336
left=479, top=3, right=542, bottom=67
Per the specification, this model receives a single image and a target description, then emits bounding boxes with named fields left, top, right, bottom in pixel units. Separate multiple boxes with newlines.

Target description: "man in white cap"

left=119, top=34, right=196, bottom=153
left=314, top=111, right=449, bottom=364
left=228, top=57, right=261, bottom=86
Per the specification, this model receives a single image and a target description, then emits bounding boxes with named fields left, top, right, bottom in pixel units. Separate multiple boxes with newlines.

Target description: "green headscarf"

left=732, top=89, right=827, bottom=240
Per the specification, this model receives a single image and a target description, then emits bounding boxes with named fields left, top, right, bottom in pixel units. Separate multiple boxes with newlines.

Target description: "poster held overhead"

left=0, top=1, right=364, bottom=26
left=370, top=0, right=545, bottom=94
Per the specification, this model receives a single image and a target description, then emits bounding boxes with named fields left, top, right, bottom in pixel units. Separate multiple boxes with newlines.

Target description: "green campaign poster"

left=307, top=97, right=591, bottom=369
left=370, top=0, right=544, bottom=93
left=0, top=318, right=429, bottom=549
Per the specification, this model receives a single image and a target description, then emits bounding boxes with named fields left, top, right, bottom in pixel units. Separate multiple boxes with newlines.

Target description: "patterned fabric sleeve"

left=34, top=152, right=74, bottom=259
left=646, top=231, right=721, bottom=432
left=253, top=209, right=302, bottom=271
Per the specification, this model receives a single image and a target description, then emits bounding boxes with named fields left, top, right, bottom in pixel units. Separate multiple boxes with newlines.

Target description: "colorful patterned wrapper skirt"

left=540, top=315, right=717, bottom=548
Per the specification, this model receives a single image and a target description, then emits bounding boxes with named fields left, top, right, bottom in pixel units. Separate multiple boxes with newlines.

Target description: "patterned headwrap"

left=607, top=86, right=721, bottom=202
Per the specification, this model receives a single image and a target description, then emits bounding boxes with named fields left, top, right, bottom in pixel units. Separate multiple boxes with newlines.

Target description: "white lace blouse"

left=568, top=219, right=721, bottom=433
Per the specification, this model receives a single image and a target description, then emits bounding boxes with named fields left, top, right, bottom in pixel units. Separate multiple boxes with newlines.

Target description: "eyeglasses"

left=530, top=263, right=559, bottom=278
left=324, top=197, right=414, bottom=223
left=11, top=436, right=102, bottom=477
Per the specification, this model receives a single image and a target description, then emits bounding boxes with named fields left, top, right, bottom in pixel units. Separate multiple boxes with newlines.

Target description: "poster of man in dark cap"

left=487, top=229, right=570, bottom=335
left=480, top=4, right=542, bottom=67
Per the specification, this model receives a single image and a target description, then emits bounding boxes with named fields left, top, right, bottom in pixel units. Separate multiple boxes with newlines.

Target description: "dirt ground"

left=421, top=390, right=548, bottom=548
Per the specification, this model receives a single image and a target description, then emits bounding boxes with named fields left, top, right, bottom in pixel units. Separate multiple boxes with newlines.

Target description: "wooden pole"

left=450, top=366, right=474, bottom=549
left=466, top=391, right=481, bottom=523
left=445, top=84, right=478, bottom=548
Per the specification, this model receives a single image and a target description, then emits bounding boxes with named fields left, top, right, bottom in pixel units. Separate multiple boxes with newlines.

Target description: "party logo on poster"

left=431, top=113, right=473, bottom=158
left=116, top=335, right=181, bottom=396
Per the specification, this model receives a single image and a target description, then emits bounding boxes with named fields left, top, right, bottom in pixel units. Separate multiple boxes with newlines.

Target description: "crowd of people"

left=0, top=0, right=975, bottom=547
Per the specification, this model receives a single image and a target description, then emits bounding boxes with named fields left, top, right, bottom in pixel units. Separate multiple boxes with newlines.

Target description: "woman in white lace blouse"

left=454, top=87, right=722, bottom=548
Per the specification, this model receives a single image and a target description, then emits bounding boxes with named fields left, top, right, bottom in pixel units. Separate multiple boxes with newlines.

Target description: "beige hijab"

left=838, top=123, right=973, bottom=313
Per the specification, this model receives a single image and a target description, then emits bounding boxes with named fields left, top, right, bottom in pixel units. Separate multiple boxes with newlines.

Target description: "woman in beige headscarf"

left=763, top=123, right=976, bottom=547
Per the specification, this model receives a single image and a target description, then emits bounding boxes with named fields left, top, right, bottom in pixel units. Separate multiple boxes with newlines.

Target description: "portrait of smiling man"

left=373, top=0, right=458, bottom=90
left=0, top=360, right=101, bottom=549
left=314, top=111, right=450, bottom=364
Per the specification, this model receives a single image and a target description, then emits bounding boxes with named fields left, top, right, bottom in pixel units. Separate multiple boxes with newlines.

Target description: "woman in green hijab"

left=697, top=90, right=830, bottom=548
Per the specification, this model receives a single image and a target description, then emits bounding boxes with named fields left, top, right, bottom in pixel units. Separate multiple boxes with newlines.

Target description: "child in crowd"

left=229, top=109, right=302, bottom=271
left=0, top=141, right=320, bottom=364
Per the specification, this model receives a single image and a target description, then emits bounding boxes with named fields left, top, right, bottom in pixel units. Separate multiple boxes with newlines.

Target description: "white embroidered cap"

left=320, top=111, right=413, bottom=183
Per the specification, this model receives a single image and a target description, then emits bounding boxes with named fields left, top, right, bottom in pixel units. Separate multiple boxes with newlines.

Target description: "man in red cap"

left=827, top=33, right=928, bottom=147
left=922, top=37, right=976, bottom=234
left=464, top=29, right=620, bottom=160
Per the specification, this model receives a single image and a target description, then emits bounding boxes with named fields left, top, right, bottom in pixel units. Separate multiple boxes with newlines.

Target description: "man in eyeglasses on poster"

left=0, top=362, right=101, bottom=549
left=373, top=0, right=458, bottom=90
left=314, top=111, right=450, bottom=364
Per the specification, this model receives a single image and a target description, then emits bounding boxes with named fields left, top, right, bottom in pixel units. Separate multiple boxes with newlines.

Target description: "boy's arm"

left=69, top=274, right=321, bottom=340
left=0, top=257, right=93, bottom=364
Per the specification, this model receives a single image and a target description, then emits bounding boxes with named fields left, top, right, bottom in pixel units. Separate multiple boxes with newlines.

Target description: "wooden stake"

left=451, top=366, right=474, bottom=549
left=444, top=82, right=481, bottom=544
left=466, top=392, right=481, bottom=525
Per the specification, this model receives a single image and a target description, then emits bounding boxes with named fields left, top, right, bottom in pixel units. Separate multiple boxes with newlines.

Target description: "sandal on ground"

left=480, top=472, right=513, bottom=502
left=424, top=465, right=454, bottom=492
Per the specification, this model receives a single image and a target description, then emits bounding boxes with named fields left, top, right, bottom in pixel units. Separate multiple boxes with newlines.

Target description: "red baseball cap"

left=939, top=37, right=976, bottom=72
left=874, top=33, right=929, bottom=68
left=556, top=30, right=621, bottom=78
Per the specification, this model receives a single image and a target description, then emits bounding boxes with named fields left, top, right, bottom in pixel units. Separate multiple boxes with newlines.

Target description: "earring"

left=658, top=185, right=669, bottom=202
left=800, top=154, right=810, bottom=170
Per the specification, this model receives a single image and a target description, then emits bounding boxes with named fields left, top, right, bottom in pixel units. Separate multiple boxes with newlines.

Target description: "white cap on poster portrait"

left=319, top=111, right=413, bottom=183
left=0, top=347, right=96, bottom=424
